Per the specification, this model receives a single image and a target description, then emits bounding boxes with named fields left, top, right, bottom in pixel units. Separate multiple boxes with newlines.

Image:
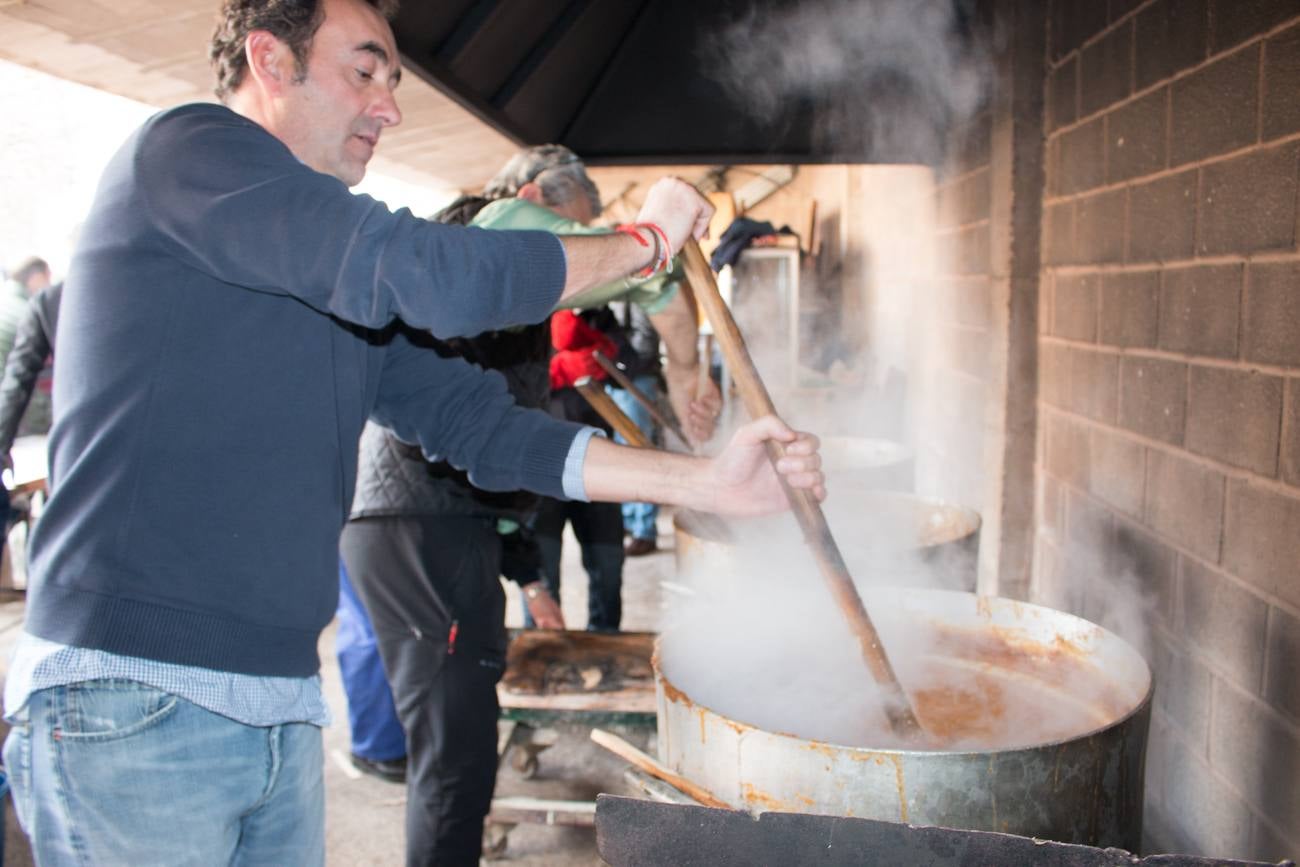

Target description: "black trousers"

left=340, top=515, right=505, bottom=867
left=532, top=496, right=624, bottom=631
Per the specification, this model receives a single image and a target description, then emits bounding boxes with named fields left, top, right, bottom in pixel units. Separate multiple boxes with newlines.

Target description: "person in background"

left=0, top=258, right=53, bottom=560
left=0, top=280, right=62, bottom=466
left=3, top=257, right=50, bottom=299
left=342, top=144, right=716, bottom=865
left=0, top=279, right=61, bottom=590
left=535, top=306, right=627, bottom=630
left=0, top=257, right=47, bottom=403
left=607, top=299, right=667, bottom=556
left=1, top=0, right=825, bottom=863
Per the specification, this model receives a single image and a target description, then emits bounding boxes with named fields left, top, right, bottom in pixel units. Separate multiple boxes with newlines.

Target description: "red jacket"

left=549, top=310, right=619, bottom=390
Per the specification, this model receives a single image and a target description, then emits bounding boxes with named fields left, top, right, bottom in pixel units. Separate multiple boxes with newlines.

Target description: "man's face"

left=276, top=0, right=403, bottom=186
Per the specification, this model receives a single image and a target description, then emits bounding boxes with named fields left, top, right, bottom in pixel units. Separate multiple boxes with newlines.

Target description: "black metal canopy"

left=391, top=0, right=985, bottom=166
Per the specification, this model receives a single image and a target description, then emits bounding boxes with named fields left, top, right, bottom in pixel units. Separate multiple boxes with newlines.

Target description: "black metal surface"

left=391, top=0, right=988, bottom=165
left=594, top=795, right=1293, bottom=867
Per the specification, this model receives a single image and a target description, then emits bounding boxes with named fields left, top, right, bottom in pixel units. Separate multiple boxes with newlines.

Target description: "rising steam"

left=705, top=0, right=991, bottom=165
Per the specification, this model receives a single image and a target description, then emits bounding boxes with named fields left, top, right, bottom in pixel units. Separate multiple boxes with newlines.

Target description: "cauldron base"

left=595, top=796, right=1277, bottom=867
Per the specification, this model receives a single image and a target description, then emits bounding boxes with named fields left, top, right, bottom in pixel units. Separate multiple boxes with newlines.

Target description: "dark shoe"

left=350, top=753, right=407, bottom=784
left=625, top=537, right=658, bottom=557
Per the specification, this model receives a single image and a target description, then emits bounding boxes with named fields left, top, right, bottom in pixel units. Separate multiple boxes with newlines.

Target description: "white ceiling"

left=0, top=0, right=522, bottom=192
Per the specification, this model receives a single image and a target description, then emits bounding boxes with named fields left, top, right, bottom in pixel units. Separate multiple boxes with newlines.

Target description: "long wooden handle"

left=590, top=728, right=730, bottom=810
left=574, top=377, right=652, bottom=448
left=590, top=351, right=691, bottom=448
left=679, top=240, right=922, bottom=739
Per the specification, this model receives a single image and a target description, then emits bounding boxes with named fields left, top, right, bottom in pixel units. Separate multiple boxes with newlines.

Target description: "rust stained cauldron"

left=655, top=588, right=1153, bottom=849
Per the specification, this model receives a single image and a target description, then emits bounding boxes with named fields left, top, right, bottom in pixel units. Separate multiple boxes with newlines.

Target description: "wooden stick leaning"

left=590, top=350, right=691, bottom=448
left=590, top=728, right=730, bottom=810
left=574, top=377, right=651, bottom=447
left=573, top=377, right=734, bottom=542
left=679, top=239, right=923, bottom=740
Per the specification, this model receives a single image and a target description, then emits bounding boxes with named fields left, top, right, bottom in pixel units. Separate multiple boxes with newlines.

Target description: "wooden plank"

left=590, top=729, right=729, bottom=810
left=497, top=687, right=654, bottom=715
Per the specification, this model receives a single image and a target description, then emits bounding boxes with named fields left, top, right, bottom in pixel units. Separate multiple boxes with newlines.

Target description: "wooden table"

left=487, top=629, right=658, bottom=858
left=497, top=629, right=656, bottom=727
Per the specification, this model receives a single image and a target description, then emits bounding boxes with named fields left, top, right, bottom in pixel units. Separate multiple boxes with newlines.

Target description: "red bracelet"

left=614, top=224, right=656, bottom=277
left=616, top=223, right=672, bottom=278
left=643, top=223, right=671, bottom=275
left=614, top=223, right=649, bottom=247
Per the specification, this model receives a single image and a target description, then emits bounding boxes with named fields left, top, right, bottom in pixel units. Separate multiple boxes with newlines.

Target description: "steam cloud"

left=706, top=0, right=991, bottom=165
left=659, top=528, right=1147, bottom=752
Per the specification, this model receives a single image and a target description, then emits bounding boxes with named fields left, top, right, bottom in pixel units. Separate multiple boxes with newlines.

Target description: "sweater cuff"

left=515, top=418, right=586, bottom=500
left=561, top=427, right=604, bottom=502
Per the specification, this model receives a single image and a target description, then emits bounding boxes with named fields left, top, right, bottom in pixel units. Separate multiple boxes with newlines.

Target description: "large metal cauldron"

left=674, top=491, right=982, bottom=591
left=655, top=589, right=1153, bottom=849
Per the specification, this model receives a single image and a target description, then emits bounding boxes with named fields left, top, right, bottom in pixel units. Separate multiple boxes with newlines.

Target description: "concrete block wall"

left=1036, top=0, right=1300, bottom=860
left=931, top=0, right=1046, bottom=599
left=931, top=110, right=997, bottom=514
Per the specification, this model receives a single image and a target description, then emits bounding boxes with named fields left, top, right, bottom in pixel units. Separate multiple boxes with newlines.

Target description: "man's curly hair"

left=209, top=0, right=399, bottom=101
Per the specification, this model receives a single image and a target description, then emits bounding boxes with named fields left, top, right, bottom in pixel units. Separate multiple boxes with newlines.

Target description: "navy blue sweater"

left=26, top=104, right=582, bottom=677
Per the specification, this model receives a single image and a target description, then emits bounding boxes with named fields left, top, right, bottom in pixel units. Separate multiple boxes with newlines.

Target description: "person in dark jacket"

left=0, top=258, right=49, bottom=375
left=0, top=281, right=61, bottom=465
left=0, top=279, right=60, bottom=570
left=336, top=190, right=561, bottom=798
left=0, top=260, right=53, bottom=542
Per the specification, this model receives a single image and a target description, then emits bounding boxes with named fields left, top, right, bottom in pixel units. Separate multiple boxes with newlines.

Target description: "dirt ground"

left=0, top=511, right=679, bottom=866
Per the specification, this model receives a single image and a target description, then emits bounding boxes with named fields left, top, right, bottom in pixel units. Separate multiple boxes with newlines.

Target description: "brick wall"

left=1036, top=0, right=1300, bottom=859
left=933, top=0, right=1044, bottom=598
left=930, top=109, right=997, bottom=514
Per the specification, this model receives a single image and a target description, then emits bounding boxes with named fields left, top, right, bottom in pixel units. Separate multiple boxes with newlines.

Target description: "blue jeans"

left=608, top=376, right=660, bottom=541
left=4, top=680, right=324, bottom=865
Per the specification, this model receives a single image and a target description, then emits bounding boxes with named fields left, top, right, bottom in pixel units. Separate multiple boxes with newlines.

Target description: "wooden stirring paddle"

left=679, top=239, right=924, bottom=740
